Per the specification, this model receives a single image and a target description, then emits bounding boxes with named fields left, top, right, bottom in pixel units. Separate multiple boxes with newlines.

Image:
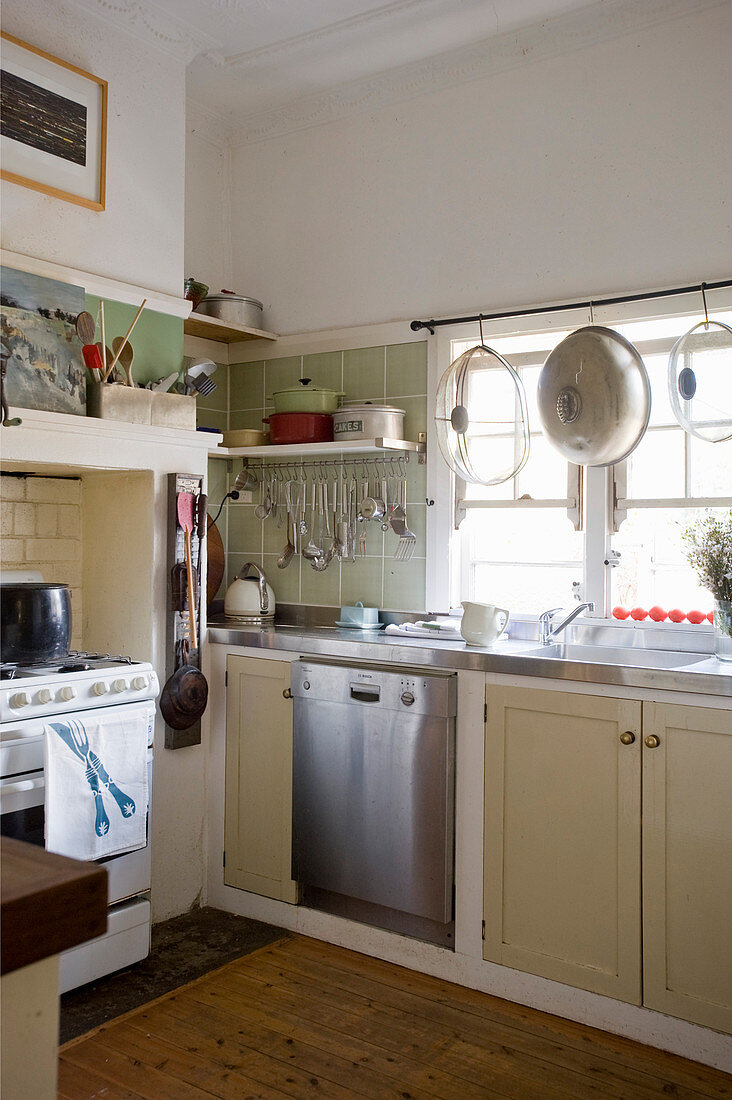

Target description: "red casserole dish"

left=263, top=412, right=333, bottom=445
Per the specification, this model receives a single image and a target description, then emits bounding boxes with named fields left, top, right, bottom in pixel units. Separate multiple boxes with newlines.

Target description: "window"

left=429, top=296, right=732, bottom=619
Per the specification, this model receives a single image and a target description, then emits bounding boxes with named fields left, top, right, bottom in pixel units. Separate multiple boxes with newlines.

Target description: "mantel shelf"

left=209, top=437, right=425, bottom=459
left=184, top=313, right=278, bottom=344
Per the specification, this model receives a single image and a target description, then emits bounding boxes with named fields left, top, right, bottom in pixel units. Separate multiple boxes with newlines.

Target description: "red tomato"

left=707, top=611, right=714, bottom=623
left=648, top=605, right=667, bottom=622
left=668, top=608, right=686, bottom=623
left=630, top=607, right=648, bottom=621
left=687, top=609, right=706, bottom=624
left=612, top=606, right=630, bottom=619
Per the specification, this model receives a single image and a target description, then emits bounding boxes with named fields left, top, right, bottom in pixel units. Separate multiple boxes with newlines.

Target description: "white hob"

left=0, top=654, right=159, bottom=723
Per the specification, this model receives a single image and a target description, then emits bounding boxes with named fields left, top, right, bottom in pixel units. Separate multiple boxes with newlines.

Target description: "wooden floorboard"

left=59, top=934, right=732, bottom=1100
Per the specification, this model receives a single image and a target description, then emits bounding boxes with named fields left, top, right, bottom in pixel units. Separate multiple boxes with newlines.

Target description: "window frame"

left=426, top=290, right=732, bottom=617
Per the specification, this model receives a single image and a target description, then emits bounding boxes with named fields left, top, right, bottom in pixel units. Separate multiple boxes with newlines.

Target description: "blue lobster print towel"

left=44, top=708, right=149, bottom=861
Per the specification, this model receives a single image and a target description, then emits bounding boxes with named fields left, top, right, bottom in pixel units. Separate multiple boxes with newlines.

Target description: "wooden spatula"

left=177, top=491, right=197, bottom=651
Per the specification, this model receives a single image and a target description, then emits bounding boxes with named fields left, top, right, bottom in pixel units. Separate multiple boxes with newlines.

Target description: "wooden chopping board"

left=206, top=515, right=225, bottom=607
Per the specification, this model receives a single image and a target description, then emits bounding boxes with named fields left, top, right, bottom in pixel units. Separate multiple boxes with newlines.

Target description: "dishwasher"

left=291, top=659, right=457, bottom=948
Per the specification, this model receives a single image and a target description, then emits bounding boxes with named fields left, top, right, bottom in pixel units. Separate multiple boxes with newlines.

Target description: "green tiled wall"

left=85, top=295, right=183, bottom=386
left=209, top=341, right=428, bottom=612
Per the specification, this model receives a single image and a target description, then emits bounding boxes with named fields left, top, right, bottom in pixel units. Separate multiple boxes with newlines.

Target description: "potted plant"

left=682, top=510, right=732, bottom=662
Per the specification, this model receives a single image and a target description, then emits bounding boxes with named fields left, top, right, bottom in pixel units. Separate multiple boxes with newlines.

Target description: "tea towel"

left=45, top=706, right=151, bottom=861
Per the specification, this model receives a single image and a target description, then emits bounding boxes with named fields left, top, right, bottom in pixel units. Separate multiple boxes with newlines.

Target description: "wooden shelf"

left=184, top=312, right=278, bottom=344
left=209, top=437, right=425, bottom=459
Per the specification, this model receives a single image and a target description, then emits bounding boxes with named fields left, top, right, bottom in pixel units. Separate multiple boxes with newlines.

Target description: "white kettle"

left=460, top=601, right=509, bottom=646
left=224, top=562, right=276, bottom=623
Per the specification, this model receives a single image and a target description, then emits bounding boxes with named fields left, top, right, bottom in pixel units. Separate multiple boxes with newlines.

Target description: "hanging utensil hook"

left=701, top=282, right=710, bottom=328
left=479, top=313, right=485, bottom=348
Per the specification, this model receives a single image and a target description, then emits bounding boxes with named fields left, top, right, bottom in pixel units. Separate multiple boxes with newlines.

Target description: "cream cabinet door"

left=224, top=655, right=298, bottom=903
left=642, top=702, right=732, bottom=1034
left=484, top=686, right=642, bottom=1003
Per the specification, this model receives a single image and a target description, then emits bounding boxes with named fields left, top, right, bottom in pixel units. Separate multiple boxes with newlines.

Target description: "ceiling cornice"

left=64, top=0, right=219, bottom=64
left=204, top=0, right=458, bottom=70
left=224, top=0, right=726, bottom=147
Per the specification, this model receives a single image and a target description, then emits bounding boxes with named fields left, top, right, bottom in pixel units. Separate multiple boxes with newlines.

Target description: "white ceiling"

left=70, top=0, right=710, bottom=140
left=71, top=0, right=601, bottom=123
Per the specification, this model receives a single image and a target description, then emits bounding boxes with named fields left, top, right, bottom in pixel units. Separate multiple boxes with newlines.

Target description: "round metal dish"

left=667, top=320, right=732, bottom=443
left=537, top=326, right=651, bottom=466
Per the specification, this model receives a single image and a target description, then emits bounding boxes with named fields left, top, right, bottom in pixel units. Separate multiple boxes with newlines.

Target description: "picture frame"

left=0, top=32, right=107, bottom=211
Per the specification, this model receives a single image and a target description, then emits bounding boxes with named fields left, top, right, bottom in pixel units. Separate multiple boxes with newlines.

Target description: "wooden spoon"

left=177, top=491, right=198, bottom=650
left=112, top=335, right=135, bottom=387
left=75, top=311, right=96, bottom=344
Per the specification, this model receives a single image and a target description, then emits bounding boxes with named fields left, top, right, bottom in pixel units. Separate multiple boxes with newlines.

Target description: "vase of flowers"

left=682, top=511, right=732, bottom=662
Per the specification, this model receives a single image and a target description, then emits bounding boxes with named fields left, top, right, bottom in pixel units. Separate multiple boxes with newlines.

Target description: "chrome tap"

left=538, top=602, right=595, bottom=645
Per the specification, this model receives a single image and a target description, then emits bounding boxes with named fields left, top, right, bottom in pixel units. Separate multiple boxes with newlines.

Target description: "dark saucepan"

left=0, top=583, right=72, bottom=664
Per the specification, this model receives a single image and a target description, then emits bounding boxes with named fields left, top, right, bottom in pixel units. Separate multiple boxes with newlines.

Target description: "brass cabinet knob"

left=619, top=731, right=635, bottom=745
left=644, top=734, right=660, bottom=749
left=282, top=688, right=293, bottom=699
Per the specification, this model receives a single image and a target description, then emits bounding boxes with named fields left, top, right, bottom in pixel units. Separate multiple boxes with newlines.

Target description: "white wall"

left=1, top=2, right=186, bottom=297
left=185, top=113, right=231, bottom=294
left=220, top=3, right=732, bottom=335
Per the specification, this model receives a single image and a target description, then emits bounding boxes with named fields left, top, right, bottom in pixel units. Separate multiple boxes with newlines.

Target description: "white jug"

left=460, top=601, right=510, bottom=646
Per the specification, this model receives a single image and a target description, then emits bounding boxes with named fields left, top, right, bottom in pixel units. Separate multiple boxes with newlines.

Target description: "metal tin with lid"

left=333, top=402, right=405, bottom=440
left=195, top=293, right=264, bottom=329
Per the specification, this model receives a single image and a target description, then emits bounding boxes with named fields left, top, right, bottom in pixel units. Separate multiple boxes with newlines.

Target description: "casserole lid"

left=269, top=377, right=344, bottom=399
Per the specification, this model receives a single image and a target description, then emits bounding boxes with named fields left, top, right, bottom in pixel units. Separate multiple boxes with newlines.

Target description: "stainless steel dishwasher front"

left=291, top=659, right=457, bottom=946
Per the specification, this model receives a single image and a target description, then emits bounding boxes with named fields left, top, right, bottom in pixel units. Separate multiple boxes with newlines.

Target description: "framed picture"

left=0, top=32, right=107, bottom=210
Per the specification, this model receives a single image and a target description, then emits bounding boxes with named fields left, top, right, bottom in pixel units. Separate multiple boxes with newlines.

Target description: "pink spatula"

left=177, top=492, right=198, bottom=651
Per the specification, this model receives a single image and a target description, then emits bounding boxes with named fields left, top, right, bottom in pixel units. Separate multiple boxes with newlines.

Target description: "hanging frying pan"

left=159, top=638, right=208, bottom=731
left=667, top=320, right=732, bottom=443
left=537, top=325, right=651, bottom=466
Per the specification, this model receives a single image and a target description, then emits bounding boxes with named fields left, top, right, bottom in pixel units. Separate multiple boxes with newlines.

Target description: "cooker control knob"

left=132, top=676, right=148, bottom=691
left=36, top=688, right=53, bottom=705
left=59, top=686, right=76, bottom=702
left=401, top=691, right=415, bottom=706
left=112, top=679, right=128, bottom=693
left=10, top=691, right=30, bottom=709
left=92, top=681, right=109, bottom=696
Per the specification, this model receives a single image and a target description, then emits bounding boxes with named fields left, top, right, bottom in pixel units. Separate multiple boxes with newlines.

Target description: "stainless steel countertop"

left=207, top=619, right=732, bottom=697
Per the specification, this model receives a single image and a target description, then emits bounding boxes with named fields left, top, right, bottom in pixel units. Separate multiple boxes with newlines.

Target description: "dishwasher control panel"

left=291, top=659, right=457, bottom=718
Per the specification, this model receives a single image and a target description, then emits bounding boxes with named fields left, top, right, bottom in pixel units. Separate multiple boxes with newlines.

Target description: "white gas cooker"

left=0, top=652, right=160, bottom=992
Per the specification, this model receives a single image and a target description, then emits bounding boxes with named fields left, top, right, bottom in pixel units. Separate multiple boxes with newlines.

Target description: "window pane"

left=465, top=509, right=582, bottom=564
left=644, top=354, right=676, bottom=427
left=473, top=563, right=579, bottom=614
left=611, top=508, right=718, bottom=614
left=689, top=437, right=732, bottom=496
left=517, top=434, right=569, bottom=499
left=626, top=429, right=685, bottom=498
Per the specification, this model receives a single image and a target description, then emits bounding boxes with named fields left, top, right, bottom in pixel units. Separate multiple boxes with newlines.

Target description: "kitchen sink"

left=524, top=643, right=708, bottom=669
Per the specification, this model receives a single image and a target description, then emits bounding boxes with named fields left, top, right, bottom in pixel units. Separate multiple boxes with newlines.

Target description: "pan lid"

left=537, top=326, right=651, bottom=467
left=201, top=293, right=263, bottom=309
left=668, top=320, right=732, bottom=443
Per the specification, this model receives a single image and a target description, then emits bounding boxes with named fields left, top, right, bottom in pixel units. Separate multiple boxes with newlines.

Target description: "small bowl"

left=184, top=278, right=209, bottom=310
